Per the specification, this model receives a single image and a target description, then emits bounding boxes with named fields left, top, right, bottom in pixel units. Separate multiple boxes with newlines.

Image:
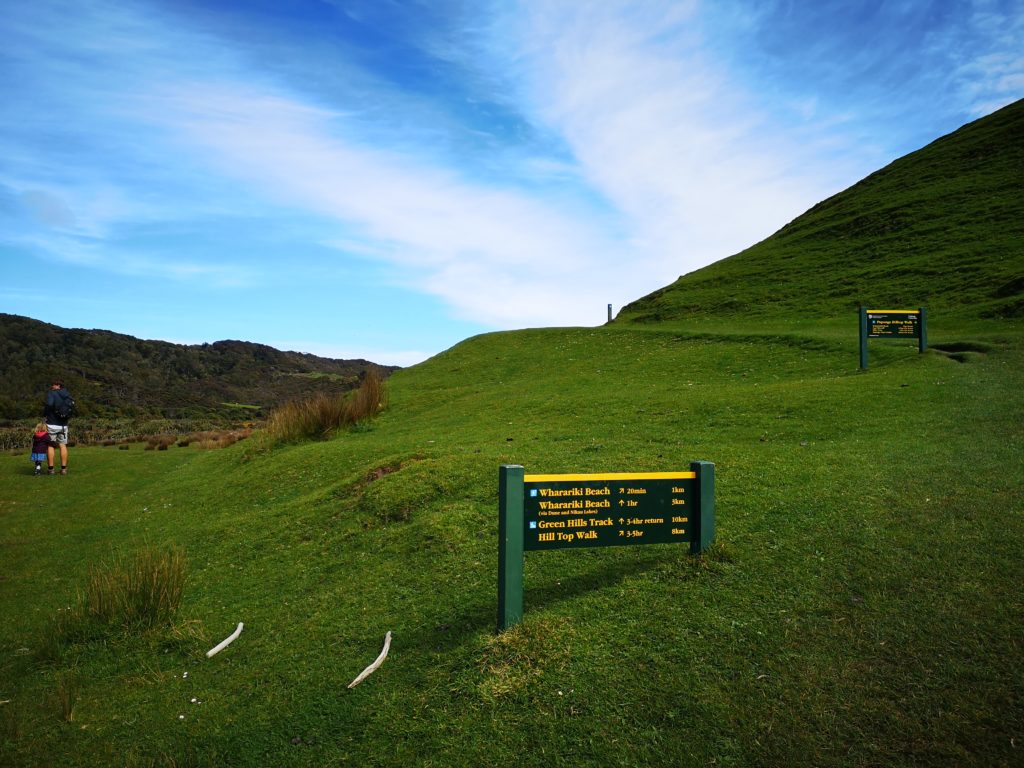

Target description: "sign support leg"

left=859, top=306, right=869, bottom=370
left=690, top=461, right=715, bottom=555
left=497, top=465, right=525, bottom=632
left=919, top=307, right=928, bottom=353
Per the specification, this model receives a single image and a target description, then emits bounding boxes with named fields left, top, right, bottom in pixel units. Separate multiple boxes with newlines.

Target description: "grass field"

left=2, top=317, right=1022, bottom=767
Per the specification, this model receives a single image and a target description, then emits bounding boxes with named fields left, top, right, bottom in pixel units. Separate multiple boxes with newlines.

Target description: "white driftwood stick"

left=206, top=622, right=244, bottom=658
left=348, top=631, right=392, bottom=688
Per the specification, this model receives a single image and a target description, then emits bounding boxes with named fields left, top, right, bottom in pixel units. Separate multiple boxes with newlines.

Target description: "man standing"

left=44, top=379, right=74, bottom=475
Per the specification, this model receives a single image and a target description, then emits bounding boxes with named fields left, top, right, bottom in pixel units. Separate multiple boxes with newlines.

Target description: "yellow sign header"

left=524, top=471, right=697, bottom=483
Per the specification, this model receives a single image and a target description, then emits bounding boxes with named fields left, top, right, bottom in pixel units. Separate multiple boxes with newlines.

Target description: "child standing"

left=31, top=422, right=54, bottom=476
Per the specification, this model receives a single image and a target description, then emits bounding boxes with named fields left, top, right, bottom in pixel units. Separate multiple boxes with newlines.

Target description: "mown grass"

left=1, top=318, right=1021, bottom=767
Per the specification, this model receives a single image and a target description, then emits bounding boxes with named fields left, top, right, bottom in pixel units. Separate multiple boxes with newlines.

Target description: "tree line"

left=0, top=314, right=398, bottom=422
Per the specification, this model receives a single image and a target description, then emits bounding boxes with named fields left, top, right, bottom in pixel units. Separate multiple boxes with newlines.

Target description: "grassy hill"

left=617, top=99, right=1024, bottom=327
left=0, top=313, right=397, bottom=422
left=1, top=105, right=1022, bottom=767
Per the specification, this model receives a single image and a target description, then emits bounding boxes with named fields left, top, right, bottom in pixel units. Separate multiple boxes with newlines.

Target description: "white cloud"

left=497, top=1, right=844, bottom=271
left=152, top=81, right=635, bottom=326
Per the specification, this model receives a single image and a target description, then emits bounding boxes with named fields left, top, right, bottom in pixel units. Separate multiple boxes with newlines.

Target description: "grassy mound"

left=617, top=99, right=1024, bottom=325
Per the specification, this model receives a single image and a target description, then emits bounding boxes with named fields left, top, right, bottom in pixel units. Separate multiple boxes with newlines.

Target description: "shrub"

left=188, top=428, right=251, bottom=449
left=264, top=366, right=387, bottom=444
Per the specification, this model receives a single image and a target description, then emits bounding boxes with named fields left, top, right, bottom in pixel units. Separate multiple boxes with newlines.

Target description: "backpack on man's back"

left=54, top=392, right=75, bottom=421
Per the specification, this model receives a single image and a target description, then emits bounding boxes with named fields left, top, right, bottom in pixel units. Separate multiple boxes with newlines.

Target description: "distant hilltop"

left=617, top=98, right=1024, bottom=325
left=0, top=313, right=399, bottom=421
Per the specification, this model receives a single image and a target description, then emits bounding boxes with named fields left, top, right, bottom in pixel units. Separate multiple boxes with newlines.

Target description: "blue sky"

left=2, top=0, right=1021, bottom=366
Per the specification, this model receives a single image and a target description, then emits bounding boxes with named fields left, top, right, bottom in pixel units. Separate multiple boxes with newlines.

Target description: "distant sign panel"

left=866, top=309, right=921, bottom=338
left=523, top=472, right=695, bottom=550
left=859, top=306, right=928, bottom=369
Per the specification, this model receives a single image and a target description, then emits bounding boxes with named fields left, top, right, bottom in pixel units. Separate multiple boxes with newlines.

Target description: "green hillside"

left=617, top=98, right=1024, bottom=326
left=2, top=106, right=1023, bottom=767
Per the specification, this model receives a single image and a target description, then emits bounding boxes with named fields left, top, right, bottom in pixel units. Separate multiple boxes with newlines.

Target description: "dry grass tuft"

left=475, top=617, right=576, bottom=701
left=264, top=366, right=387, bottom=444
left=54, top=671, right=78, bottom=723
left=52, top=546, right=187, bottom=647
left=180, top=429, right=251, bottom=449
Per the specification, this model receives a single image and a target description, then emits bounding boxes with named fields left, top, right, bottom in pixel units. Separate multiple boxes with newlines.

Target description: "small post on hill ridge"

left=607, top=304, right=613, bottom=323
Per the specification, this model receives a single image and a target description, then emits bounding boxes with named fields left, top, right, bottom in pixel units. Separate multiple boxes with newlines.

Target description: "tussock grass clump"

left=52, top=546, right=186, bottom=647
left=264, top=365, right=387, bottom=444
left=54, top=671, right=78, bottom=723
left=182, top=429, right=251, bottom=449
left=145, top=434, right=176, bottom=451
left=474, top=618, right=576, bottom=701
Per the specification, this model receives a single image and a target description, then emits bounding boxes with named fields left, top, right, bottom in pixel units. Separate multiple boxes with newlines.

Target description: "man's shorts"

left=46, top=424, right=69, bottom=445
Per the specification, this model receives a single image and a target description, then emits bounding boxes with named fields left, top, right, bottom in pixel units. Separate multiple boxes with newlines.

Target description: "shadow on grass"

left=400, top=547, right=699, bottom=654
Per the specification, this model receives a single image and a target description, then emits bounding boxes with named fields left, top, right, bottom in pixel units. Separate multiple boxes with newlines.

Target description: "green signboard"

left=498, top=463, right=714, bottom=632
left=859, top=306, right=928, bottom=369
left=866, top=310, right=921, bottom=338
left=523, top=472, right=697, bottom=550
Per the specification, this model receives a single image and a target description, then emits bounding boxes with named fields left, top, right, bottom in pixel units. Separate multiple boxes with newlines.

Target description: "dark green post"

left=497, top=465, right=525, bottom=632
left=690, top=461, right=715, bottom=555
left=858, top=305, right=869, bottom=370
left=918, top=307, right=928, bottom=353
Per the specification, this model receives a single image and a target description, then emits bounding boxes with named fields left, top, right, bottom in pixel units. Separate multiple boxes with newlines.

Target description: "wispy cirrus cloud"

left=486, top=2, right=849, bottom=280
left=953, top=0, right=1024, bottom=115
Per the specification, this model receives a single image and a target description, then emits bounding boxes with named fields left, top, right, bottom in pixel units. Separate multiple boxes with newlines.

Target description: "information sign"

left=498, top=462, right=714, bottom=631
left=866, top=310, right=921, bottom=338
left=858, top=306, right=928, bottom=369
left=523, top=472, right=696, bottom=550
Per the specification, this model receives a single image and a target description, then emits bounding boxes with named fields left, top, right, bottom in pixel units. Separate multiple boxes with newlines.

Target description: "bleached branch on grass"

left=206, top=622, right=244, bottom=658
left=347, top=631, right=392, bottom=688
